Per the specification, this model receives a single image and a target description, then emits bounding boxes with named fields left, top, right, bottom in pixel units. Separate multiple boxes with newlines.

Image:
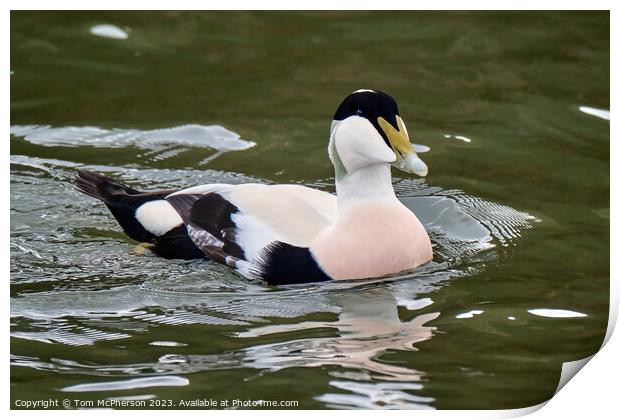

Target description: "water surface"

left=10, top=11, right=609, bottom=409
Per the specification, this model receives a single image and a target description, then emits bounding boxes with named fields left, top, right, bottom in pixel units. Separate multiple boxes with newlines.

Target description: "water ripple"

left=61, top=376, right=189, bottom=392
left=10, top=124, right=255, bottom=163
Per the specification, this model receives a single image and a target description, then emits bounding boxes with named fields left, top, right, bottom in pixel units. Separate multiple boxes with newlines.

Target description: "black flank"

left=258, top=241, right=331, bottom=285
left=150, top=224, right=205, bottom=259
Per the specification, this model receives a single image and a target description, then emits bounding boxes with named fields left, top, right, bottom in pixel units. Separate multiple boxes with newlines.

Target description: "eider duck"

left=75, top=89, right=432, bottom=285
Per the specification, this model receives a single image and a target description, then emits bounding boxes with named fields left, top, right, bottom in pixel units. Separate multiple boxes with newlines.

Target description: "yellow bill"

left=377, top=116, right=428, bottom=176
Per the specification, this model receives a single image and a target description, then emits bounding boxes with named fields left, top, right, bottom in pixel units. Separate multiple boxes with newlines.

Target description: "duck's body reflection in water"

left=232, top=288, right=439, bottom=408
left=15, top=282, right=440, bottom=408
left=238, top=289, right=437, bottom=378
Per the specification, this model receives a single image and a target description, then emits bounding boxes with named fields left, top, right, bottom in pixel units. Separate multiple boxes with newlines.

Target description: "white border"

left=3, top=0, right=617, bottom=11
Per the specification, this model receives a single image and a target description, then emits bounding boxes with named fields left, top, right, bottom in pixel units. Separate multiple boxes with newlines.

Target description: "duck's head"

left=329, top=89, right=428, bottom=179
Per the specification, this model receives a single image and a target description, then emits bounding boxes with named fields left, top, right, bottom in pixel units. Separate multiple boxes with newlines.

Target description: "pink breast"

left=311, top=204, right=433, bottom=280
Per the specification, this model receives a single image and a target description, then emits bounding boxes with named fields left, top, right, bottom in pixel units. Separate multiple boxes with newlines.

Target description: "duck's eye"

left=356, top=109, right=363, bottom=116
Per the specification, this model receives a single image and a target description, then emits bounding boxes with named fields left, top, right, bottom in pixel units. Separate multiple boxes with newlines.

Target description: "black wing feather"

left=167, top=193, right=245, bottom=261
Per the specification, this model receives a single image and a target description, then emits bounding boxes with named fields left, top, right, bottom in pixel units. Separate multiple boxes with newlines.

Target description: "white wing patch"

left=135, top=200, right=183, bottom=236
left=231, top=212, right=279, bottom=263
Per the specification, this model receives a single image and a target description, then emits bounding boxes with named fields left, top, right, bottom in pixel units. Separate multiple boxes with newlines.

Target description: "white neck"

left=335, top=163, right=398, bottom=209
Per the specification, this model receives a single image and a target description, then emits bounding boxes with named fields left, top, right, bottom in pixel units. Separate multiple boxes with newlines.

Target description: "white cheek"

left=335, top=116, right=395, bottom=172
left=135, top=200, right=183, bottom=236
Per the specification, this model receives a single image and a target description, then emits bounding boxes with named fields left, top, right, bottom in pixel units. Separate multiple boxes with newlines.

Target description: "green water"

left=10, top=11, right=609, bottom=409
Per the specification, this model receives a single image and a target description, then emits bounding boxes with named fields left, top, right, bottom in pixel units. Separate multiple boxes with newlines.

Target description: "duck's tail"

left=75, top=169, right=173, bottom=243
left=75, top=169, right=141, bottom=203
